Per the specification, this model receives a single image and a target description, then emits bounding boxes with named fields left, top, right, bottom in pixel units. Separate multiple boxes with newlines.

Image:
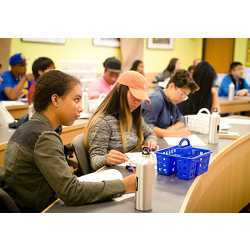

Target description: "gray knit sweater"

left=87, top=115, right=157, bottom=170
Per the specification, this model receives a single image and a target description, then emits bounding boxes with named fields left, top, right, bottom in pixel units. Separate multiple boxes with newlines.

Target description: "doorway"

left=0, top=38, right=11, bottom=72
left=203, top=38, right=235, bottom=73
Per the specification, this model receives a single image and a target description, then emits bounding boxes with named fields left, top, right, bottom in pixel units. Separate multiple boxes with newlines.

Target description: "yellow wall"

left=10, top=38, right=203, bottom=74
left=144, top=38, right=203, bottom=73
left=234, top=38, right=248, bottom=65
left=10, top=39, right=121, bottom=73
left=9, top=38, right=250, bottom=74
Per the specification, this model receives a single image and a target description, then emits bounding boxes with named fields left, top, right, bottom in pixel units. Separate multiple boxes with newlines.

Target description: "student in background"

left=85, top=71, right=158, bottom=171
left=0, top=53, right=33, bottom=101
left=219, top=61, right=250, bottom=97
left=1, top=70, right=135, bottom=212
left=141, top=70, right=199, bottom=138
left=130, top=60, right=144, bottom=75
left=28, top=57, right=55, bottom=104
left=178, top=61, right=219, bottom=115
left=88, top=57, right=121, bottom=99
left=187, top=65, right=195, bottom=79
left=153, top=57, right=181, bottom=84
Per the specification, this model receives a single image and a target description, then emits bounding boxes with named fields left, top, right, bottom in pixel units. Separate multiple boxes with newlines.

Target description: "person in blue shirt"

left=141, top=70, right=199, bottom=138
left=219, top=61, right=250, bottom=97
left=0, top=53, right=33, bottom=101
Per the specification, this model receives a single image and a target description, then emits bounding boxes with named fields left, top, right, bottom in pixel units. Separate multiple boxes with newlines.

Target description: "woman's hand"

left=143, top=140, right=158, bottom=151
left=105, top=149, right=128, bottom=166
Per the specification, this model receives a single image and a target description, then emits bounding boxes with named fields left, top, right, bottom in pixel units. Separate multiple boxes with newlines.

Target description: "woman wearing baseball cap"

left=85, top=70, right=158, bottom=171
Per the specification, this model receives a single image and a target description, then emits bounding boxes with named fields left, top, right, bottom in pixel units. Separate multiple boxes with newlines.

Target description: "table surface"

left=219, top=96, right=250, bottom=103
left=0, top=118, right=88, bottom=145
left=47, top=116, right=250, bottom=213
left=0, top=119, right=89, bottom=166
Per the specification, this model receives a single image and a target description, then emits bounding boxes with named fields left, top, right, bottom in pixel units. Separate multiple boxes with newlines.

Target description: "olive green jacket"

left=2, top=113, right=125, bottom=212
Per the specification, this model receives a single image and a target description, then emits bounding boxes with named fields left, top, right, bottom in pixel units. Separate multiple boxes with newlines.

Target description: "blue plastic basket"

left=155, top=138, right=212, bottom=180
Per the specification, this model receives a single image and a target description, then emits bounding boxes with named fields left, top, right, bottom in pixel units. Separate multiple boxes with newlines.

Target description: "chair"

left=0, top=188, right=20, bottom=212
left=72, top=134, right=92, bottom=176
left=180, top=133, right=250, bottom=212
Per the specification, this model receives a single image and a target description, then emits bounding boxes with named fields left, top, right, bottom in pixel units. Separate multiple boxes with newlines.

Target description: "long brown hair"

left=85, top=84, right=144, bottom=151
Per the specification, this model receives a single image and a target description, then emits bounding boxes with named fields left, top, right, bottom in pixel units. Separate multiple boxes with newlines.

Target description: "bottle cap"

left=142, top=146, right=151, bottom=155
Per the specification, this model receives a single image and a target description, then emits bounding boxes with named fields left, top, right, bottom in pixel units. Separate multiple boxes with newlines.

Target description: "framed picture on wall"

left=147, top=38, right=174, bottom=50
left=21, top=38, right=66, bottom=44
left=93, top=38, right=120, bottom=48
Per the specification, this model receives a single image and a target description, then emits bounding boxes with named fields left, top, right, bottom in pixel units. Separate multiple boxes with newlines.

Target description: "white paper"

left=219, top=121, right=231, bottom=130
left=117, top=152, right=158, bottom=170
left=219, top=131, right=240, bottom=136
left=1, top=100, right=26, bottom=106
left=221, top=117, right=250, bottom=125
left=114, top=193, right=135, bottom=202
left=164, top=134, right=206, bottom=146
left=78, top=169, right=123, bottom=183
left=117, top=152, right=142, bottom=167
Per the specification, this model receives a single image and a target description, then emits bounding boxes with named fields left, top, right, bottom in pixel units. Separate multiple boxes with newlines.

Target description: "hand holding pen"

left=142, top=140, right=158, bottom=152
left=105, top=149, right=129, bottom=166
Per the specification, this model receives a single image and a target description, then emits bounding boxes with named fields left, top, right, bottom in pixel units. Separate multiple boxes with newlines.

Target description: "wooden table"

left=5, top=103, right=29, bottom=119
left=46, top=117, right=250, bottom=213
left=219, top=96, right=250, bottom=113
left=0, top=119, right=89, bottom=167
left=61, top=119, right=88, bottom=145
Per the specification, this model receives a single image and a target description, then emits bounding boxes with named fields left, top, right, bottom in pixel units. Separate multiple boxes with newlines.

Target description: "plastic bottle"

left=228, top=82, right=235, bottom=101
left=135, top=147, right=155, bottom=212
left=208, top=109, right=220, bottom=144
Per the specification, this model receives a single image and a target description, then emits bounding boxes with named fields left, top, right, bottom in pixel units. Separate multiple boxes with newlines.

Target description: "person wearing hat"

left=0, top=53, right=33, bottom=101
left=84, top=70, right=158, bottom=171
left=88, top=57, right=121, bottom=99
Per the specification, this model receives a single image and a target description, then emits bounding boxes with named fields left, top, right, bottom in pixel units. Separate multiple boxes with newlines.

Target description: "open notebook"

left=78, top=169, right=135, bottom=201
left=78, top=169, right=123, bottom=182
left=117, top=152, right=143, bottom=167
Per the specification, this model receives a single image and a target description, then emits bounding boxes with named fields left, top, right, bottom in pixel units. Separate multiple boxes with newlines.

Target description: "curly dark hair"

left=32, top=57, right=55, bottom=80
left=33, top=70, right=80, bottom=112
left=168, top=69, right=199, bottom=93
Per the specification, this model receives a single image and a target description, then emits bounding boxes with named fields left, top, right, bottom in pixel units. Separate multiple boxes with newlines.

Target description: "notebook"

left=78, top=169, right=123, bottom=182
left=117, top=152, right=143, bottom=167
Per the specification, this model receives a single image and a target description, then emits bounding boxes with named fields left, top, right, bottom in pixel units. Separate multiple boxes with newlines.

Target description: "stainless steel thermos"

left=208, top=109, right=220, bottom=144
left=135, top=147, right=155, bottom=211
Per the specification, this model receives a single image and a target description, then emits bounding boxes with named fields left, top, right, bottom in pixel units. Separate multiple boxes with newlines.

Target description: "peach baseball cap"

left=117, top=71, right=150, bottom=101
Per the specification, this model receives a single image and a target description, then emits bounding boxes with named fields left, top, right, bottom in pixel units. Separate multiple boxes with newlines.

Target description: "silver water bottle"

left=228, top=82, right=235, bottom=101
left=135, top=147, right=155, bottom=212
left=208, top=109, right=220, bottom=144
